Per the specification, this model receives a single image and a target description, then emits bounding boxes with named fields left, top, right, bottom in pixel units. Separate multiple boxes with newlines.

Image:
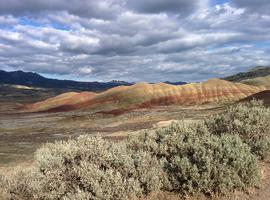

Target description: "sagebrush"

left=2, top=100, right=269, bottom=199
left=205, top=100, right=270, bottom=159
left=4, top=136, right=164, bottom=200
left=127, top=122, right=260, bottom=195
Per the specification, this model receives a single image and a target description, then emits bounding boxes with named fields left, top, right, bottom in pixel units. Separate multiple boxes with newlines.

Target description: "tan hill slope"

left=241, top=75, right=270, bottom=87
left=22, top=92, right=96, bottom=112
left=22, top=79, right=266, bottom=113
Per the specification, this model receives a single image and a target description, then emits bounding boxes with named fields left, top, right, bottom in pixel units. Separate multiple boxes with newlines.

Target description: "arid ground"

left=1, top=105, right=270, bottom=200
left=1, top=78, right=270, bottom=199
left=0, top=100, right=222, bottom=168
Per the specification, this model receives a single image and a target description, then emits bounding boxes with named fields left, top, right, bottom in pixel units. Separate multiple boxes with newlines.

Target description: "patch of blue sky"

left=19, top=16, right=70, bottom=31
left=252, top=41, right=270, bottom=49
left=40, top=73, right=92, bottom=82
left=0, top=24, right=14, bottom=31
left=212, top=0, right=230, bottom=5
left=206, top=44, right=242, bottom=54
left=51, top=21, right=70, bottom=31
left=207, top=41, right=270, bottom=56
left=19, top=17, right=46, bottom=27
left=39, top=73, right=64, bottom=80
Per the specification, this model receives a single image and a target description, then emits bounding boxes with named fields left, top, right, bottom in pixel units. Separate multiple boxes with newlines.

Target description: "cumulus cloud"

left=125, top=0, right=208, bottom=15
left=232, top=0, right=270, bottom=14
left=0, top=0, right=269, bottom=82
left=0, top=0, right=122, bottom=19
left=0, top=15, right=17, bottom=25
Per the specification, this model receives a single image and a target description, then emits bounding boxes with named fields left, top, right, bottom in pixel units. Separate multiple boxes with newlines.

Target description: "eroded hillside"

left=22, top=79, right=266, bottom=113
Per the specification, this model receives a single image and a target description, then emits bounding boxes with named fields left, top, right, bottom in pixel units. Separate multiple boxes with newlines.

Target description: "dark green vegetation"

left=224, top=66, right=270, bottom=82
left=0, top=70, right=187, bottom=92
left=0, top=70, right=132, bottom=91
left=1, top=101, right=269, bottom=199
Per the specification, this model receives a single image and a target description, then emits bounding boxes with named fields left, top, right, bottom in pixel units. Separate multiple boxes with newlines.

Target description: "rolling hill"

left=224, top=66, right=270, bottom=82
left=240, top=75, right=270, bottom=87
left=22, top=79, right=266, bottom=113
left=241, top=90, right=270, bottom=106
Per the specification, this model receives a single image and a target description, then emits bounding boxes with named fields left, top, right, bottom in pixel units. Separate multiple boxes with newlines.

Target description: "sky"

left=0, top=0, right=270, bottom=82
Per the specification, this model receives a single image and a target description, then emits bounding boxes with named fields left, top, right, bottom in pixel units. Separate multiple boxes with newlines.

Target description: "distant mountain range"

left=0, top=70, right=133, bottom=91
left=2, top=66, right=269, bottom=92
left=0, top=70, right=186, bottom=91
left=163, top=81, right=187, bottom=85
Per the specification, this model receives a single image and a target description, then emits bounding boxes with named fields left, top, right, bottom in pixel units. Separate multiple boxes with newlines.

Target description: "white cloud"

left=0, top=15, right=17, bottom=25
left=0, top=0, right=123, bottom=19
left=232, top=0, right=270, bottom=15
left=78, top=66, right=94, bottom=75
left=0, top=0, right=269, bottom=82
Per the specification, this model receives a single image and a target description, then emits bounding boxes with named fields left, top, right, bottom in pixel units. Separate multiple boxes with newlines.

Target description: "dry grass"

left=0, top=105, right=222, bottom=167
left=241, top=75, right=270, bottom=87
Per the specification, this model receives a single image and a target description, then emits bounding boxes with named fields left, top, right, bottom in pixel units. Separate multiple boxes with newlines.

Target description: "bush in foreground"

left=205, top=100, right=270, bottom=159
left=4, top=100, right=268, bottom=199
left=127, top=122, right=260, bottom=195
left=5, top=136, right=164, bottom=200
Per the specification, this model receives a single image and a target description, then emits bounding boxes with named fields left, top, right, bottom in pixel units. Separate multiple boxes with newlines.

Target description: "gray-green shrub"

left=0, top=173, right=9, bottom=199
left=2, top=167, right=45, bottom=200
left=5, top=136, right=164, bottom=200
left=127, top=122, right=260, bottom=195
left=3, top=118, right=263, bottom=199
left=205, top=100, right=270, bottom=159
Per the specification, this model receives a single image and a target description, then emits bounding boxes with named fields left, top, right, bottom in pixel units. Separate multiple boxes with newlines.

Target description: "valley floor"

left=0, top=101, right=222, bottom=167
left=1, top=100, right=270, bottom=200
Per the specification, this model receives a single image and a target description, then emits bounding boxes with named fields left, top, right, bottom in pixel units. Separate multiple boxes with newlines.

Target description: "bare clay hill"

left=22, top=92, right=96, bottom=112
left=21, top=78, right=267, bottom=114
left=241, top=90, right=270, bottom=106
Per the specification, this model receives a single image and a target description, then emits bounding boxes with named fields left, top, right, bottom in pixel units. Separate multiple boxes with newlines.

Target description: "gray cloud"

left=0, top=15, right=17, bottom=25
left=0, top=0, right=270, bottom=82
left=125, top=0, right=208, bottom=15
left=232, top=0, right=270, bottom=14
left=0, top=0, right=122, bottom=19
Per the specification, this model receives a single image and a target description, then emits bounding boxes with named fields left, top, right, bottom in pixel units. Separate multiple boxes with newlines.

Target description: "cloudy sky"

left=0, top=0, right=270, bottom=82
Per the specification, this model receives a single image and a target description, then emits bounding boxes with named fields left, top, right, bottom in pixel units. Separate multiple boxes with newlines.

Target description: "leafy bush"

left=205, top=100, right=270, bottom=159
left=2, top=167, right=44, bottom=200
left=127, top=122, right=260, bottom=195
left=3, top=118, right=263, bottom=199
left=0, top=173, right=9, bottom=199
left=5, top=136, right=164, bottom=200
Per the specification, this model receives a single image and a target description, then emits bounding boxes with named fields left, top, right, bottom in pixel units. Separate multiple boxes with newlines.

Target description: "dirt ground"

left=0, top=101, right=223, bottom=167
left=1, top=91, right=270, bottom=200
